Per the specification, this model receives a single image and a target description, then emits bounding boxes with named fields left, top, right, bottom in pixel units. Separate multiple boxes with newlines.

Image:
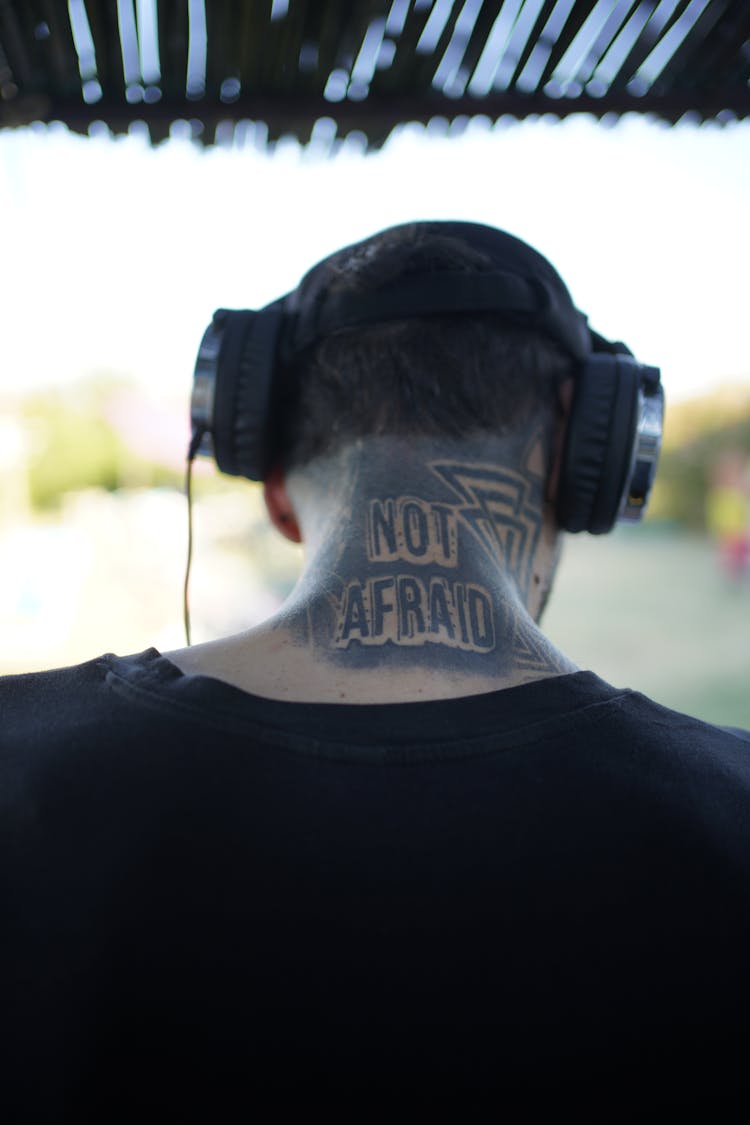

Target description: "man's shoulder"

left=613, top=684, right=750, bottom=748
left=2, top=652, right=748, bottom=769
left=1, top=652, right=110, bottom=697
left=0, top=653, right=118, bottom=750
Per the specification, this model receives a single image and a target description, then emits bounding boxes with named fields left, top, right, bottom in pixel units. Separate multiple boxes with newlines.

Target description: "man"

left=3, top=222, right=749, bottom=1118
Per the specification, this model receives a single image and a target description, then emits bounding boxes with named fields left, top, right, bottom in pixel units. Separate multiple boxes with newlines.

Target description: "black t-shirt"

left=2, top=649, right=750, bottom=1118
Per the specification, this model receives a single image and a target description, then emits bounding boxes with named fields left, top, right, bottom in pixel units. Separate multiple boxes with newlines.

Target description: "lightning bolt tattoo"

left=428, top=461, right=544, bottom=601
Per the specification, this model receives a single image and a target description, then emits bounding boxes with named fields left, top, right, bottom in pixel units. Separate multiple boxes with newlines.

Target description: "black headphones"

left=190, top=222, right=664, bottom=535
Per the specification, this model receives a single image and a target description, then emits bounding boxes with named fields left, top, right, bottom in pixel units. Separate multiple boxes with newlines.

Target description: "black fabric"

left=558, top=355, right=639, bottom=534
left=290, top=270, right=580, bottom=360
left=212, top=307, right=285, bottom=480
left=588, top=356, right=640, bottom=531
left=231, top=303, right=285, bottom=480
left=287, top=220, right=592, bottom=362
left=211, top=309, right=250, bottom=475
left=3, top=650, right=750, bottom=1119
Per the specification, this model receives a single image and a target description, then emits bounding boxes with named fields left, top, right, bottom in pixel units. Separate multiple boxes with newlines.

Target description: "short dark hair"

left=279, top=224, right=574, bottom=472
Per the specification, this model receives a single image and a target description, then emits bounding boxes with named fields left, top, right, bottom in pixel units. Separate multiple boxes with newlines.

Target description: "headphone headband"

left=285, top=269, right=591, bottom=363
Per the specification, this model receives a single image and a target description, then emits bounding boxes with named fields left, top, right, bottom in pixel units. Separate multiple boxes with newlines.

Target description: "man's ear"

left=263, top=464, right=303, bottom=544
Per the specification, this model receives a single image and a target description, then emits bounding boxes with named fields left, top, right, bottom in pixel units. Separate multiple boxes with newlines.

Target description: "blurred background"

left=1, top=1, right=749, bottom=725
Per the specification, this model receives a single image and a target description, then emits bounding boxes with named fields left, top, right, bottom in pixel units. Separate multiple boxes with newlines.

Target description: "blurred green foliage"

left=22, top=378, right=182, bottom=509
left=18, top=377, right=750, bottom=529
left=647, top=386, right=750, bottom=530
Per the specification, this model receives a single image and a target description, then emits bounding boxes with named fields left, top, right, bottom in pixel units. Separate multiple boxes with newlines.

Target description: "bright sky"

left=1, top=113, right=748, bottom=405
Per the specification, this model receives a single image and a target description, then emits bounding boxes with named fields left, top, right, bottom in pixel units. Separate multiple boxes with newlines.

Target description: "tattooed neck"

left=276, top=434, right=576, bottom=685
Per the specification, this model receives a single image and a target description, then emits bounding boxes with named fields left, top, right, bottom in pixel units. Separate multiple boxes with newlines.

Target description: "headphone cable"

left=183, top=428, right=206, bottom=647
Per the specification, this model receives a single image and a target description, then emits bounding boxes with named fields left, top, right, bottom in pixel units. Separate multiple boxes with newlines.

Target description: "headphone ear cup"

left=557, top=355, right=640, bottom=534
left=212, top=307, right=284, bottom=481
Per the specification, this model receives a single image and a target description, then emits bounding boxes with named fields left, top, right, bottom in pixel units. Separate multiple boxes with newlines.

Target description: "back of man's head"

left=278, top=222, right=575, bottom=477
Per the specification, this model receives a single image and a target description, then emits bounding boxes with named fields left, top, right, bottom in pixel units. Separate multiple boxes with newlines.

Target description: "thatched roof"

left=1, top=1, right=748, bottom=147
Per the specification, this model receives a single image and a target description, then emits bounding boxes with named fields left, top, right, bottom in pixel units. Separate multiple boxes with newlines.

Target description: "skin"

left=167, top=395, right=579, bottom=704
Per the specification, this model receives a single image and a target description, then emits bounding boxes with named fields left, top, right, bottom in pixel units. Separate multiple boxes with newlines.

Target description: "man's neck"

left=169, top=436, right=578, bottom=703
